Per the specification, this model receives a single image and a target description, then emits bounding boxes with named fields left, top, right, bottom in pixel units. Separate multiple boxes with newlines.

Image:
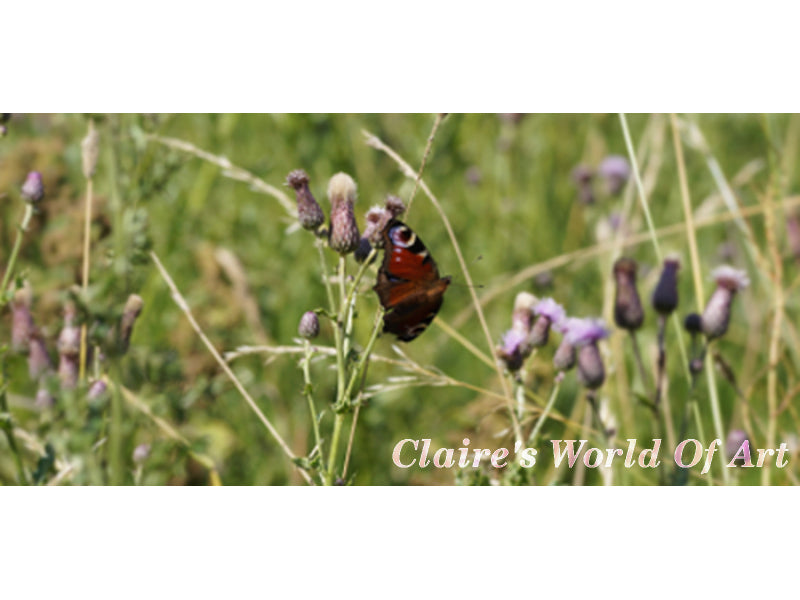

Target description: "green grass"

left=1, top=113, right=798, bottom=485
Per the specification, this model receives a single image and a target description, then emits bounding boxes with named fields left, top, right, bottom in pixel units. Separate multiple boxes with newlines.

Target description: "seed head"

left=612, top=257, right=644, bottom=330
left=81, top=121, right=100, bottom=179
left=384, top=195, right=406, bottom=219
left=287, top=169, right=325, bottom=231
left=21, top=171, right=44, bottom=204
left=298, top=311, right=320, bottom=339
left=327, top=172, right=360, bottom=255
left=652, top=258, right=680, bottom=315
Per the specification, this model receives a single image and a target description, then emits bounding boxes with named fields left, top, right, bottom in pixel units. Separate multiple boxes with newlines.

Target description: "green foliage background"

left=1, top=113, right=798, bottom=485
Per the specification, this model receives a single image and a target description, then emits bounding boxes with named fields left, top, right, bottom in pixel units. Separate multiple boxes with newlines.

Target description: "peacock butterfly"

left=374, top=219, right=451, bottom=342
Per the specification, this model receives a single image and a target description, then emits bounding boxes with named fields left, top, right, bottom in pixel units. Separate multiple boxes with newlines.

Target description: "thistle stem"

left=302, top=340, right=325, bottom=480
left=1, top=204, right=35, bottom=299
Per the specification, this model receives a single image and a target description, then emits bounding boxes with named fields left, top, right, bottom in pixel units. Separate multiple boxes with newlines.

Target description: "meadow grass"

left=0, top=113, right=798, bottom=485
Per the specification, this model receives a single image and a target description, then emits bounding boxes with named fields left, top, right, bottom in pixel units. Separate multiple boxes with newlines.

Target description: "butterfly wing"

left=374, top=219, right=451, bottom=342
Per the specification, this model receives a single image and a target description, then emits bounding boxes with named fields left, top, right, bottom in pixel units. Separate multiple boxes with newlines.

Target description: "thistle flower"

left=287, top=169, right=325, bottom=231
left=566, top=318, right=609, bottom=389
left=298, top=311, right=320, bottom=339
left=530, top=297, right=565, bottom=348
left=613, top=257, right=644, bottom=330
left=511, top=292, right=538, bottom=336
left=701, top=266, right=750, bottom=340
left=327, top=173, right=360, bottom=255
left=57, top=304, right=80, bottom=390
left=119, top=294, right=144, bottom=352
left=598, top=155, right=631, bottom=195
left=652, top=258, right=680, bottom=315
left=10, top=283, right=35, bottom=353
left=362, top=206, right=389, bottom=246
left=571, top=164, right=595, bottom=205
left=21, top=171, right=44, bottom=204
left=552, top=317, right=581, bottom=372
left=496, top=328, right=527, bottom=372
left=81, top=121, right=100, bottom=179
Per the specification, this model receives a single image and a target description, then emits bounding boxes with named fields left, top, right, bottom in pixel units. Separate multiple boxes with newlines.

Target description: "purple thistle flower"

left=598, top=155, right=631, bottom=195
left=497, top=328, right=527, bottom=372
left=529, top=297, right=565, bottom=347
left=565, top=318, right=609, bottom=348
left=21, top=171, right=44, bottom=204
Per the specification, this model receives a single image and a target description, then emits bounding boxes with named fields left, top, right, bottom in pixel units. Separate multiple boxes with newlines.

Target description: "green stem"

left=1, top=204, right=35, bottom=300
left=302, top=340, right=325, bottom=478
left=527, top=381, right=561, bottom=448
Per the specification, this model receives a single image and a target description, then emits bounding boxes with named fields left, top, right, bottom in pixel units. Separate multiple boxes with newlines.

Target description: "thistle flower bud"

left=58, top=304, right=80, bottom=390
left=327, top=172, right=360, bottom=255
left=566, top=318, right=609, bottom=389
left=613, top=257, right=644, bottom=330
left=530, top=297, right=565, bottom=348
left=571, top=164, right=595, bottom=205
left=553, top=337, right=576, bottom=371
left=81, top=121, right=100, bottom=179
left=598, top=155, right=631, bottom=195
left=354, top=238, right=374, bottom=264
left=133, top=443, right=151, bottom=464
left=21, top=171, right=44, bottom=204
left=287, top=169, right=325, bottom=231
left=119, top=294, right=144, bottom=352
left=298, top=311, right=320, bottom=339
left=701, top=266, right=749, bottom=340
left=362, top=206, right=390, bottom=246
left=684, top=313, right=703, bottom=335
left=10, top=283, right=35, bottom=353
left=652, top=258, right=680, bottom=315
left=28, top=329, right=53, bottom=380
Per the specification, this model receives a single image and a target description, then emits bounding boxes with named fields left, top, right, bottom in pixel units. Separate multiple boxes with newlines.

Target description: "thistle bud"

left=10, top=283, right=35, bottom=353
left=530, top=297, right=565, bottom=348
left=119, top=294, right=144, bottom=352
left=553, top=336, right=576, bottom=371
left=354, top=238, right=374, bottom=264
left=511, top=292, right=538, bottom=336
left=566, top=318, right=609, bottom=389
left=362, top=206, right=390, bottom=246
left=327, top=173, right=360, bottom=255
left=684, top=313, right=703, bottom=335
left=384, top=195, right=406, bottom=219
left=613, top=257, right=644, bottom=330
left=287, top=169, right=325, bottom=231
left=28, top=329, right=53, bottom=380
left=88, top=379, right=108, bottom=404
left=298, top=311, right=320, bottom=339
left=571, top=164, right=595, bottom=205
left=21, top=171, right=44, bottom=204
left=701, top=266, right=749, bottom=340
left=598, top=155, right=631, bottom=195
left=81, top=121, right=100, bottom=179
left=652, top=258, right=680, bottom=315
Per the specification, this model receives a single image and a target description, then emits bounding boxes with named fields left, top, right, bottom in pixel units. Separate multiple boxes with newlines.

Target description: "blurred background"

left=1, top=113, right=797, bottom=485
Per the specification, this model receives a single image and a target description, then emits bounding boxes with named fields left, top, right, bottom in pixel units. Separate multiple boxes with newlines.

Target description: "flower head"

left=529, top=297, right=564, bottom=347
left=702, top=266, right=749, bottom=340
left=565, top=318, right=609, bottom=348
left=711, top=265, right=750, bottom=291
left=327, top=172, right=360, bottom=255
left=287, top=169, right=325, bottom=231
left=652, top=257, right=680, bottom=315
left=21, top=171, right=44, bottom=204
left=497, top=328, right=527, bottom=372
left=598, top=155, right=630, bottom=195
left=298, top=311, right=320, bottom=339
left=613, top=257, right=644, bottom=330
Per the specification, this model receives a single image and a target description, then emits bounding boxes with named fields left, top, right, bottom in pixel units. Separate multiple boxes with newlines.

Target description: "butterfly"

left=374, top=219, right=451, bottom=342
